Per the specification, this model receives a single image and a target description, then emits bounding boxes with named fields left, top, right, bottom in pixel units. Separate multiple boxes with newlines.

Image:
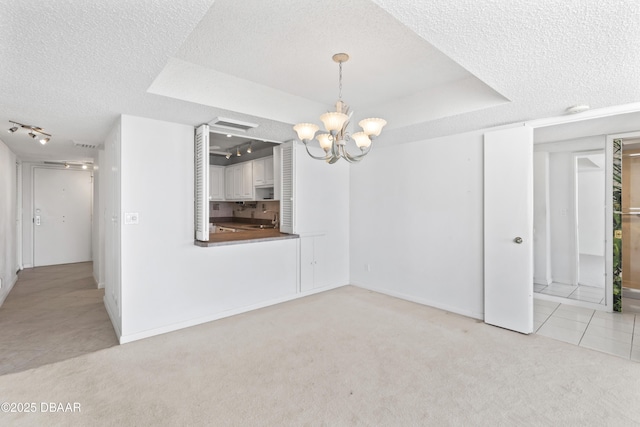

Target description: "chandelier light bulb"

left=317, top=134, right=332, bottom=151
left=359, top=118, right=387, bottom=137
left=352, top=132, right=372, bottom=149
left=293, top=123, right=319, bottom=142
left=320, top=112, right=348, bottom=133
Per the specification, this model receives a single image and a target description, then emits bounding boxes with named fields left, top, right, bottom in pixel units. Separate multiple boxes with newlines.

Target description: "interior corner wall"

left=118, top=115, right=299, bottom=342
left=0, top=138, right=18, bottom=306
left=349, top=130, right=485, bottom=319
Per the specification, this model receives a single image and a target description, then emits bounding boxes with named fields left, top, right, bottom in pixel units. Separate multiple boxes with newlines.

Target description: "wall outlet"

left=124, top=212, right=139, bottom=225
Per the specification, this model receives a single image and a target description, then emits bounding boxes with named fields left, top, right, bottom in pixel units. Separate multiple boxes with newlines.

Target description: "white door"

left=34, top=168, right=93, bottom=266
left=484, top=126, right=533, bottom=334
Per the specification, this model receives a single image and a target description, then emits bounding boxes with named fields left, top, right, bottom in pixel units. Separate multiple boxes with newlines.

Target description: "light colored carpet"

left=1, top=285, right=639, bottom=426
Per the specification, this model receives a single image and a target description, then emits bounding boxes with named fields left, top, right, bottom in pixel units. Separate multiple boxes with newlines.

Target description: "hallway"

left=0, top=262, right=118, bottom=375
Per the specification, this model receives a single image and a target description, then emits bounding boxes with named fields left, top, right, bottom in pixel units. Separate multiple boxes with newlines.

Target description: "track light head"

left=39, top=137, right=49, bottom=145
left=8, top=126, right=18, bottom=133
left=236, top=147, right=241, bottom=157
left=28, top=132, right=37, bottom=139
left=64, top=163, right=70, bottom=169
left=82, top=164, right=88, bottom=170
left=247, top=143, right=252, bottom=154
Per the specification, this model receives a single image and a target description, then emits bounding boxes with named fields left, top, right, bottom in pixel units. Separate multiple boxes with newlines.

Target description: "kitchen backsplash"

left=210, top=201, right=279, bottom=220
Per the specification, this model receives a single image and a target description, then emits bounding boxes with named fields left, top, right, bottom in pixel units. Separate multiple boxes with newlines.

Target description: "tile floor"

left=535, top=282, right=605, bottom=305
left=534, top=296, right=640, bottom=361
left=0, top=262, right=118, bottom=376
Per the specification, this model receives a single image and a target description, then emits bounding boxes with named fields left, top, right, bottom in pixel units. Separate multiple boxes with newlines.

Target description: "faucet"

left=263, top=210, right=279, bottom=228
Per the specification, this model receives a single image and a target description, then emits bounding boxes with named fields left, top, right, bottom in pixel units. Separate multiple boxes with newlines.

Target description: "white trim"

left=119, top=283, right=347, bottom=344
left=22, top=263, right=33, bottom=269
left=0, top=275, right=19, bottom=307
left=103, top=295, right=122, bottom=342
left=527, top=102, right=640, bottom=129
left=351, top=282, right=484, bottom=321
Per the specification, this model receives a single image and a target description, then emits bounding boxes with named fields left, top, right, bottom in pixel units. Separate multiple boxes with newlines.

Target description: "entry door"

left=484, top=126, right=533, bottom=334
left=34, top=168, right=93, bottom=266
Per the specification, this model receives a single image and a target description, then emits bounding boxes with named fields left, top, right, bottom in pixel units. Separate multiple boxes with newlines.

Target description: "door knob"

left=514, top=237, right=523, bottom=244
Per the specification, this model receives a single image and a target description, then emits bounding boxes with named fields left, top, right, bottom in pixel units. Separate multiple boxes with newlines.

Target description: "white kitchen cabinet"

left=253, top=156, right=274, bottom=187
left=273, top=147, right=281, bottom=201
left=224, top=162, right=254, bottom=200
left=300, top=234, right=326, bottom=292
left=232, top=165, right=242, bottom=199
left=209, top=166, right=225, bottom=201
left=241, top=161, right=254, bottom=199
left=225, top=167, right=233, bottom=200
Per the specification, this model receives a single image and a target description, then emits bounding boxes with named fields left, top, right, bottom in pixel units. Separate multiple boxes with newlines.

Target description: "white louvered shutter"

left=195, top=124, right=210, bottom=241
left=280, top=140, right=295, bottom=234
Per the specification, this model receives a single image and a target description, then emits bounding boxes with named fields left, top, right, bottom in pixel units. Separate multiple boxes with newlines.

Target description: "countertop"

left=195, top=220, right=297, bottom=247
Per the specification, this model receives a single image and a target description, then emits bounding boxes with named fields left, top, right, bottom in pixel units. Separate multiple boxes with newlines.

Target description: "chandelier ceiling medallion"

left=293, top=53, right=386, bottom=163
left=7, top=120, right=51, bottom=145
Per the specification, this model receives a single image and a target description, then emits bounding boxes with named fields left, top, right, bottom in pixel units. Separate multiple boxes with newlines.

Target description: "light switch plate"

left=124, top=212, right=139, bottom=225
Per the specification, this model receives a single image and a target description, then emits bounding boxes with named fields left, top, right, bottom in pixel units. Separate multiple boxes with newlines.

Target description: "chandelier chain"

left=338, top=61, right=343, bottom=101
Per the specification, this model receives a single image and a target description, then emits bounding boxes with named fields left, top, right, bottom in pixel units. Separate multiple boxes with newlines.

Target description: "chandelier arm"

left=302, top=141, right=333, bottom=161
left=343, top=146, right=371, bottom=163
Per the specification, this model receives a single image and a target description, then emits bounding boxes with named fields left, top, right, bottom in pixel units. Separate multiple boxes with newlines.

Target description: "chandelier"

left=293, top=53, right=386, bottom=163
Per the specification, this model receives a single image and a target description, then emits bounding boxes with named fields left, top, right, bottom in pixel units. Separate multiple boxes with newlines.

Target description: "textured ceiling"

left=0, top=0, right=639, bottom=162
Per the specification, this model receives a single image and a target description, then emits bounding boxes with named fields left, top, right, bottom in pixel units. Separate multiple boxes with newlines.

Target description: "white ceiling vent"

left=208, top=117, right=258, bottom=132
left=73, top=141, right=100, bottom=149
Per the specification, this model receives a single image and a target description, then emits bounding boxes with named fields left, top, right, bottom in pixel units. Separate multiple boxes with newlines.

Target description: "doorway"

left=621, top=136, right=640, bottom=313
left=532, top=137, right=610, bottom=309
left=33, top=167, right=93, bottom=266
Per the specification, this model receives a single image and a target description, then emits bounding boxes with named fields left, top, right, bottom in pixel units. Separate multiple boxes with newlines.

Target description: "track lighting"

left=82, top=164, right=88, bottom=170
left=64, top=163, right=70, bottom=169
left=7, top=120, right=52, bottom=145
left=236, top=147, right=241, bottom=157
left=247, top=143, right=252, bottom=154
left=225, top=153, right=231, bottom=159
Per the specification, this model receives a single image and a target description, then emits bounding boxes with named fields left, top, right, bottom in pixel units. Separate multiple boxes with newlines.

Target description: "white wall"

left=294, top=141, right=350, bottom=288
left=533, top=151, right=551, bottom=285
left=350, top=130, right=485, bottom=319
left=114, top=115, right=349, bottom=342
left=92, top=157, right=102, bottom=287
left=0, top=138, right=18, bottom=305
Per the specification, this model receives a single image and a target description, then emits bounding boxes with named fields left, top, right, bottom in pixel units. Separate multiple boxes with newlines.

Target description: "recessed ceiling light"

left=566, top=105, right=590, bottom=114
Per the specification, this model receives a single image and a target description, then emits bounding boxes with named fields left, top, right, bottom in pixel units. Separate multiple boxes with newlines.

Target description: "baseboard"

left=0, top=275, right=19, bottom=307
left=22, top=263, right=33, bottom=269
left=97, top=282, right=105, bottom=290
left=351, top=282, right=484, bottom=321
left=119, top=282, right=346, bottom=344
left=103, top=296, right=122, bottom=342
left=623, top=287, right=640, bottom=300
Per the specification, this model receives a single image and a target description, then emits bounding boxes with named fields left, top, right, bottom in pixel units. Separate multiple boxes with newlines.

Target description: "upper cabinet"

left=224, top=162, right=254, bottom=201
left=209, top=166, right=225, bottom=201
left=253, top=156, right=274, bottom=187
